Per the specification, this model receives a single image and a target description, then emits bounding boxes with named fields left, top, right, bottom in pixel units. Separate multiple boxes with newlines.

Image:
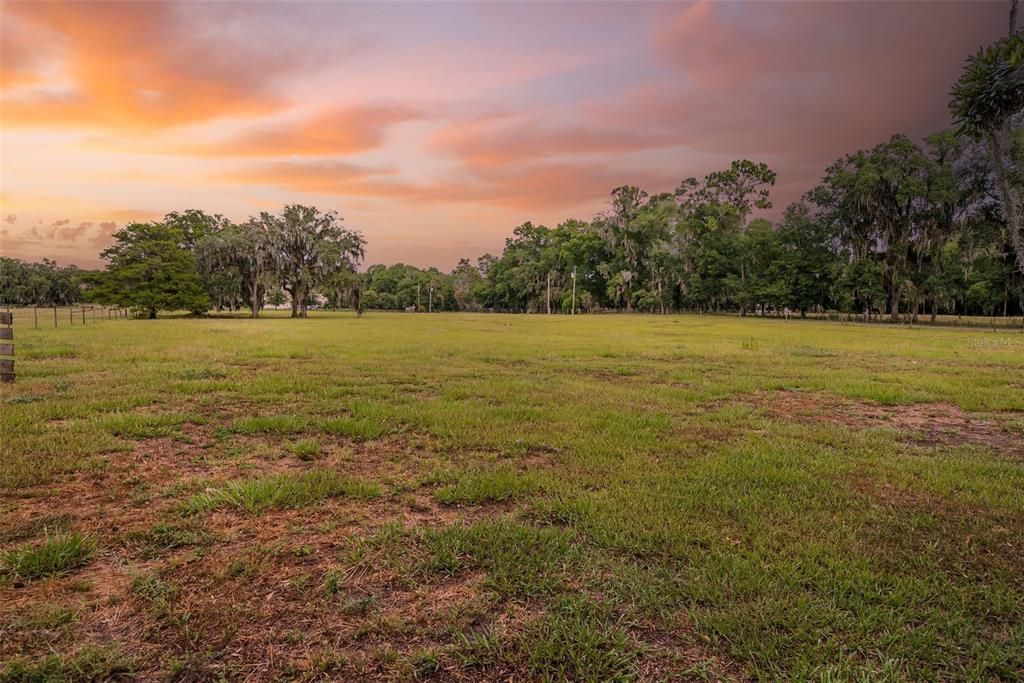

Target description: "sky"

left=0, top=0, right=1010, bottom=270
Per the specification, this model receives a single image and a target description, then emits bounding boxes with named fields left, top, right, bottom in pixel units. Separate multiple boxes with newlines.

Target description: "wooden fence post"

left=0, top=312, right=13, bottom=383
left=53, top=306, right=58, bottom=328
left=33, top=306, right=38, bottom=329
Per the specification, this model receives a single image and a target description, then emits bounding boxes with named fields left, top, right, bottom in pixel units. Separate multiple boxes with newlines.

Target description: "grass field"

left=2, top=312, right=1023, bottom=681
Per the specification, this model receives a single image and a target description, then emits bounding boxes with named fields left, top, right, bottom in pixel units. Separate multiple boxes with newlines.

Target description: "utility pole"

left=571, top=267, right=577, bottom=315
left=428, top=286, right=434, bottom=313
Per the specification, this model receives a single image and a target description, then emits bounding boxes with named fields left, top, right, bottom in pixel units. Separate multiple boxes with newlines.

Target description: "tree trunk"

left=148, top=308, right=157, bottom=319
left=250, top=280, right=260, bottom=318
left=989, top=129, right=1024, bottom=274
left=889, top=283, right=902, bottom=322
left=739, top=260, right=747, bottom=317
left=287, top=286, right=299, bottom=318
left=546, top=273, right=551, bottom=315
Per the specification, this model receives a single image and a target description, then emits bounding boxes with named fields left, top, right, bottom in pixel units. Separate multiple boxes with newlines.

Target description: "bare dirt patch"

left=745, top=390, right=1024, bottom=456
left=0, top=416, right=530, bottom=679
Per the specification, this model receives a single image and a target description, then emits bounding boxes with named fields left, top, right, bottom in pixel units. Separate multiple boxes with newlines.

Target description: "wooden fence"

left=1, top=311, right=12, bottom=383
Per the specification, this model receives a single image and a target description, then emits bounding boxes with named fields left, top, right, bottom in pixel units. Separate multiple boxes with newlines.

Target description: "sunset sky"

left=0, top=0, right=1009, bottom=270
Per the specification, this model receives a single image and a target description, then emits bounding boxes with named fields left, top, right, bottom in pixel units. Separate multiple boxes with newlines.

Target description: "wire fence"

left=0, top=305, right=132, bottom=330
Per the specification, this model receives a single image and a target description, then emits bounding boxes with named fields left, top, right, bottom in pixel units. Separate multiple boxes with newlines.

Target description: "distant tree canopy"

left=0, top=257, right=88, bottom=306
left=4, top=31, right=1021, bottom=321
left=82, top=205, right=364, bottom=318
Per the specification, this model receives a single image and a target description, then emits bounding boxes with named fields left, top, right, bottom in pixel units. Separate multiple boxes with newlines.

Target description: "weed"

left=2, top=532, right=95, bottom=582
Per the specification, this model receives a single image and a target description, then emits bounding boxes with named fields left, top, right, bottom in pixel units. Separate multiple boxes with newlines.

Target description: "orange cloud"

left=0, top=1, right=299, bottom=129
left=222, top=160, right=404, bottom=195
left=226, top=158, right=676, bottom=212
left=186, top=104, right=421, bottom=157
left=0, top=9, right=54, bottom=88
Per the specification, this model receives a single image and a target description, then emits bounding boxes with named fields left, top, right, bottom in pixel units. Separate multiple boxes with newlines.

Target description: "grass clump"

left=520, top=596, right=636, bottom=682
left=288, top=438, right=322, bottom=460
left=99, top=412, right=192, bottom=438
left=420, top=520, right=573, bottom=598
left=185, top=469, right=380, bottom=514
left=434, top=466, right=539, bottom=505
left=319, top=417, right=390, bottom=440
left=13, top=604, right=78, bottom=630
left=232, top=415, right=306, bottom=434
left=0, top=645, right=134, bottom=682
left=453, top=627, right=507, bottom=668
left=2, top=532, right=95, bottom=582
left=131, top=571, right=178, bottom=604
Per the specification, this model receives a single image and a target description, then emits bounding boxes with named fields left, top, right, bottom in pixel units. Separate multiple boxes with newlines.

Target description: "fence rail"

left=1, top=305, right=132, bottom=329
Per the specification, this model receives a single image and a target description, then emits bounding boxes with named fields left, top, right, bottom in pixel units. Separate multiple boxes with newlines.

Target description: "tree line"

left=0, top=258, right=86, bottom=307
left=2, top=29, right=1021, bottom=321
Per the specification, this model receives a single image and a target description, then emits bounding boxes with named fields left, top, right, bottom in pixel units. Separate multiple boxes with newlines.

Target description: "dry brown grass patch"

left=746, top=389, right=1024, bottom=456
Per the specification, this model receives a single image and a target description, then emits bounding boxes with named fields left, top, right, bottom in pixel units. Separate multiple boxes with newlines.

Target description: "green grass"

left=287, top=438, right=321, bottom=460
left=232, top=414, right=306, bottom=434
left=0, top=645, right=134, bottom=682
left=2, top=532, right=95, bottom=582
left=434, top=465, right=540, bottom=505
left=520, top=596, right=636, bottom=682
left=2, top=311, right=1023, bottom=679
left=99, top=412, right=196, bottom=438
left=184, top=469, right=380, bottom=514
left=420, top=519, right=574, bottom=598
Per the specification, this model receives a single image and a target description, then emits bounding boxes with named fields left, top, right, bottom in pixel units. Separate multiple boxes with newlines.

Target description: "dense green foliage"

left=0, top=258, right=89, bottom=307
left=26, top=205, right=366, bottom=319
left=90, top=222, right=210, bottom=318
left=423, top=133, right=1020, bottom=318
